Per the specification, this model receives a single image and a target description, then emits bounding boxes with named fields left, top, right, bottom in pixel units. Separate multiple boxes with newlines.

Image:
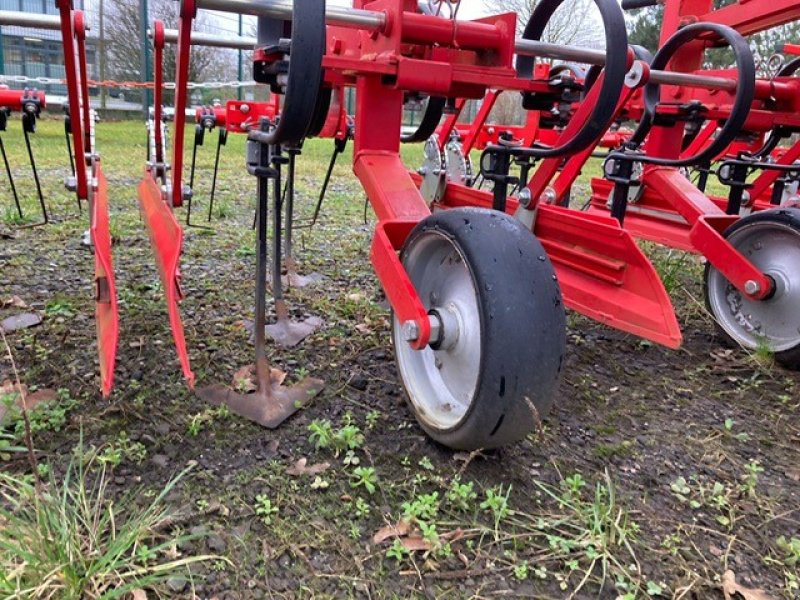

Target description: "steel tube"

left=648, top=70, right=737, bottom=91
left=0, top=9, right=80, bottom=30
left=193, top=0, right=739, bottom=93
left=195, top=0, right=384, bottom=29
left=154, top=28, right=256, bottom=50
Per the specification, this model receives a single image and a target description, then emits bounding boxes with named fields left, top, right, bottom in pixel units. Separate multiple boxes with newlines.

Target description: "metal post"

left=237, top=13, right=243, bottom=101
left=99, top=0, right=106, bottom=109
left=139, top=0, right=152, bottom=116
left=0, top=24, right=5, bottom=77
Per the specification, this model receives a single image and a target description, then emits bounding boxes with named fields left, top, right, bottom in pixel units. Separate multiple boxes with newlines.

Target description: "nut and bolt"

left=518, top=187, right=532, bottom=208
left=402, top=321, right=419, bottom=342
left=744, top=280, right=760, bottom=295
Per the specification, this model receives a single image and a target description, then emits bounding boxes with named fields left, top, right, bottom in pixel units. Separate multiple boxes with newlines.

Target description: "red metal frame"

left=52, top=1, right=119, bottom=396
left=135, top=17, right=196, bottom=387
left=0, top=88, right=46, bottom=112
left=159, top=0, right=800, bottom=375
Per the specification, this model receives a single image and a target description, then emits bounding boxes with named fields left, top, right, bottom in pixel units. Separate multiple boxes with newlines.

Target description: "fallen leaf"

left=401, top=536, right=432, bottom=552
left=26, top=389, right=57, bottom=406
left=0, top=313, right=42, bottom=333
left=373, top=520, right=411, bottom=545
left=784, top=468, right=800, bottom=482
left=440, top=528, right=464, bottom=543
left=721, top=570, right=773, bottom=600
left=2, top=296, right=27, bottom=308
left=355, top=323, right=372, bottom=334
left=286, top=457, right=330, bottom=476
left=230, top=365, right=286, bottom=392
left=232, top=366, right=257, bottom=393
left=129, top=590, right=148, bottom=600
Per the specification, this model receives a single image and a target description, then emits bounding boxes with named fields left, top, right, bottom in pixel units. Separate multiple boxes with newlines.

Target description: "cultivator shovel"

left=197, top=121, right=324, bottom=428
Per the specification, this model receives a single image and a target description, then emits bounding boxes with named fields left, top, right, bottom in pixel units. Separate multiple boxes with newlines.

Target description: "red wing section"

left=138, top=173, right=195, bottom=387
left=433, top=182, right=683, bottom=348
left=535, top=205, right=682, bottom=349
left=92, top=167, right=119, bottom=396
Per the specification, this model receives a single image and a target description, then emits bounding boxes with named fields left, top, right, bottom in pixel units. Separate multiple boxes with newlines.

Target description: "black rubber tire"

left=703, top=208, right=800, bottom=370
left=393, top=208, right=566, bottom=450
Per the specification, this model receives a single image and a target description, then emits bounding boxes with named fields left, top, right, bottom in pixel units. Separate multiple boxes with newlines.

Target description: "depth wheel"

left=392, top=208, right=566, bottom=450
left=704, top=208, right=800, bottom=369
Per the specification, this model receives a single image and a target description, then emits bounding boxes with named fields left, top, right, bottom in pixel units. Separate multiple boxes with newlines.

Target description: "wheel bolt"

left=402, top=321, right=419, bottom=342
left=744, top=280, right=760, bottom=295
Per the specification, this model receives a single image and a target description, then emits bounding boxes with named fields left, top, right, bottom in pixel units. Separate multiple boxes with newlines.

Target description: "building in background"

left=0, top=0, right=96, bottom=97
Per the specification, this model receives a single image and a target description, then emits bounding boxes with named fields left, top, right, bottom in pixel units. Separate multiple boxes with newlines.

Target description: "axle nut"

left=402, top=321, right=419, bottom=342
left=744, top=280, right=760, bottom=295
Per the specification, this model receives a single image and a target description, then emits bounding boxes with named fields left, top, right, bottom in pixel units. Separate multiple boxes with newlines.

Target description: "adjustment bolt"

left=744, top=280, right=760, bottom=295
left=240, top=104, right=250, bottom=114
left=402, top=321, right=419, bottom=342
left=541, top=187, right=557, bottom=205
left=518, top=188, right=532, bottom=208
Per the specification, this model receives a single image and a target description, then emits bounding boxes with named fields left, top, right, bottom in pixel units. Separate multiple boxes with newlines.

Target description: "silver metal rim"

left=420, top=135, right=446, bottom=204
left=393, top=231, right=481, bottom=431
left=707, top=220, right=800, bottom=353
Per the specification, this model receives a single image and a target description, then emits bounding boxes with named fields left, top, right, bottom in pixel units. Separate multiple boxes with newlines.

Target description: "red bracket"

left=138, top=172, right=195, bottom=387
left=225, top=99, right=280, bottom=134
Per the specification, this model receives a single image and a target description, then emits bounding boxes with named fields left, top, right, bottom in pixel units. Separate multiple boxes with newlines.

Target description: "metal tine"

left=0, top=128, right=23, bottom=220
left=186, top=124, right=214, bottom=230
left=207, top=127, right=227, bottom=223
left=15, top=112, right=48, bottom=229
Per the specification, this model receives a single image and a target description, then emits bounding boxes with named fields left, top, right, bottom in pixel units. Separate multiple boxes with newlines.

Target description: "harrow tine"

left=293, top=136, right=348, bottom=231
left=207, top=128, right=227, bottom=223
left=16, top=113, right=48, bottom=229
left=197, top=136, right=323, bottom=429
left=185, top=125, right=212, bottom=230
left=0, top=133, right=23, bottom=220
left=92, top=166, right=119, bottom=397
left=283, top=147, right=323, bottom=288
left=266, top=147, right=322, bottom=346
left=138, top=173, right=195, bottom=386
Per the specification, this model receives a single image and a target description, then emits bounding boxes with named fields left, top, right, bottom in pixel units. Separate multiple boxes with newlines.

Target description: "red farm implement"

left=11, top=0, right=800, bottom=451
left=0, top=5, right=119, bottom=395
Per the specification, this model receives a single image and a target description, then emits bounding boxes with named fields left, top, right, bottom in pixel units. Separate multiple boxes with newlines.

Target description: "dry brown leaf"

left=129, top=590, right=148, bottom=600
left=286, top=457, right=330, bottom=476
left=355, top=323, right=372, bottom=334
left=231, top=365, right=287, bottom=392
left=232, top=366, right=257, bottom=392
left=401, top=536, right=432, bottom=552
left=784, top=468, right=800, bottom=482
left=440, top=528, right=464, bottom=543
left=721, top=570, right=773, bottom=600
left=373, top=520, right=411, bottom=545
left=26, top=389, right=57, bottom=406
left=2, top=296, right=27, bottom=308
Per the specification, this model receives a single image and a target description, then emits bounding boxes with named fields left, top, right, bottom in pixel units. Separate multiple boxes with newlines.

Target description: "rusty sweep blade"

left=138, top=172, right=195, bottom=386
left=197, top=360, right=324, bottom=429
left=93, top=167, right=119, bottom=397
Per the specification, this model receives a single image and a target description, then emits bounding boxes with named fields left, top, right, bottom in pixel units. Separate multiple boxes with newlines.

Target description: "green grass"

left=0, top=445, right=215, bottom=599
